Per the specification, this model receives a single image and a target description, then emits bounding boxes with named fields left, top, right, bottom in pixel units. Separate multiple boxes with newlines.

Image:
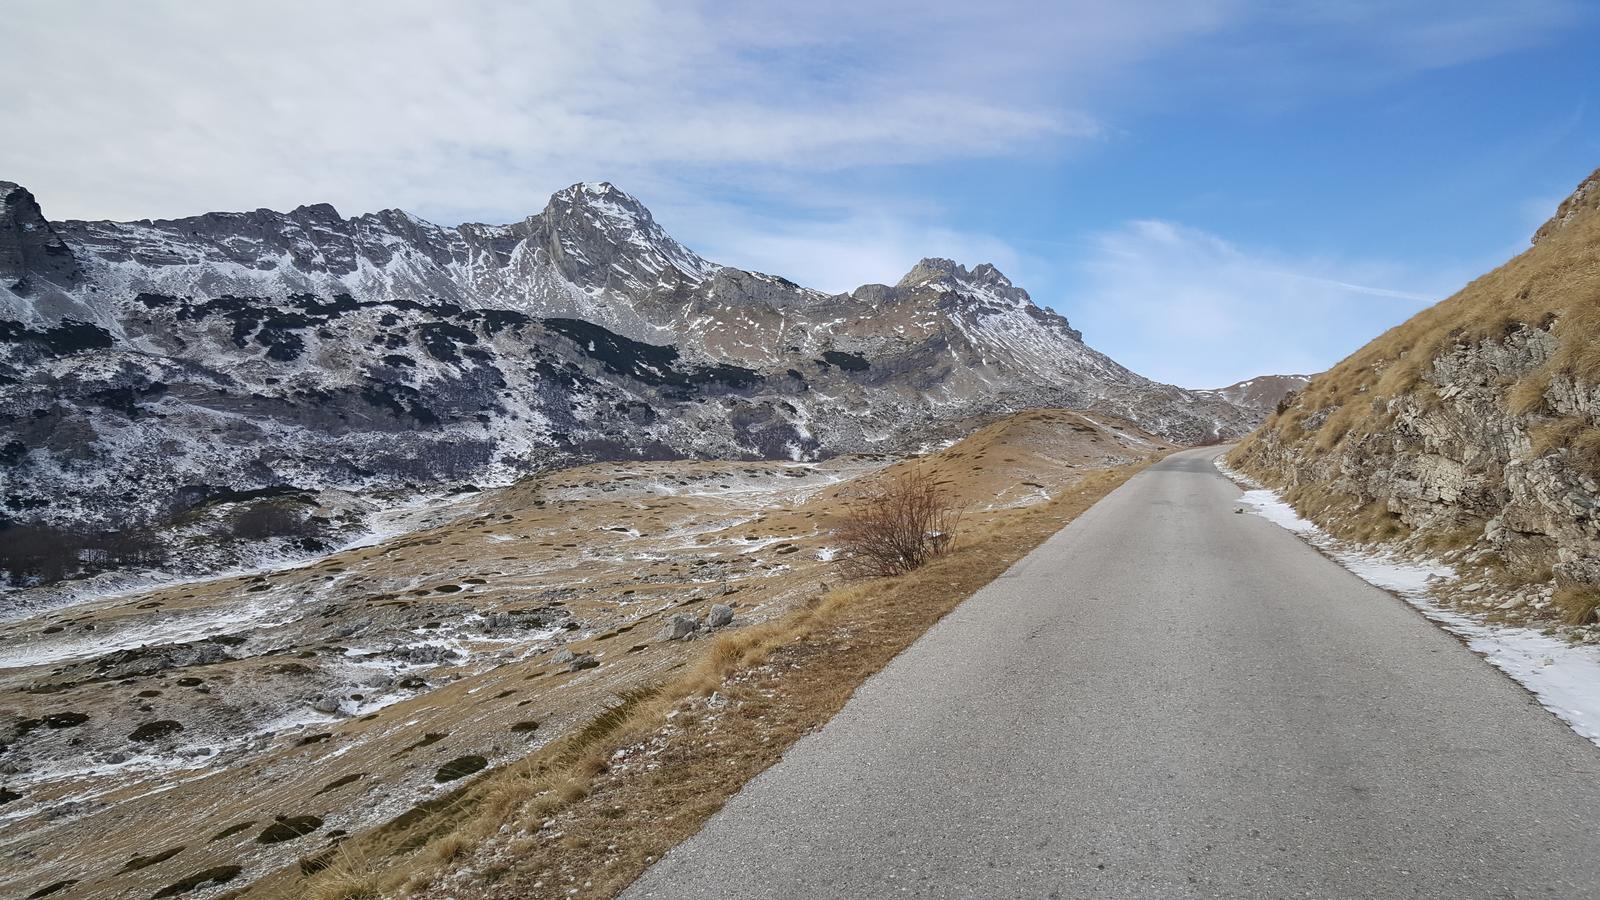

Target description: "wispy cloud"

left=10, top=0, right=1572, bottom=224
left=2, top=0, right=1167, bottom=222
left=1062, top=220, right=1475, bottom=388
left=678, top=200, right=1032, bottom=296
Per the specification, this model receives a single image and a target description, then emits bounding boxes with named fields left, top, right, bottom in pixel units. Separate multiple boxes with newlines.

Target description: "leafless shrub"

left=834, top=468, right=961, bottom=579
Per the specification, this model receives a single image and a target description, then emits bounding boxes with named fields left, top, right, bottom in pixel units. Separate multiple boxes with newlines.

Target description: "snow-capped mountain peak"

left=539, top=180, right=718, bottom=285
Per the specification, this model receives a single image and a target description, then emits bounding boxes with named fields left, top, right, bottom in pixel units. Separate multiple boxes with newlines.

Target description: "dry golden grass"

left=1554, top=583, right=1600, bottom=626
left=1508, top=369, right=1553, bottom=416
left=1251, top=168, right=1600, bottom=441
left=273, top=459, right=1155, bottom=900
left=1230, top=168, right=1600, bottom=558
left=304, top=849, right=383, bottom=900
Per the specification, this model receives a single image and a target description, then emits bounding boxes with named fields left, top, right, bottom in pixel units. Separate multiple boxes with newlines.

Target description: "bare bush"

left=834, top=468, right=961, bottom=579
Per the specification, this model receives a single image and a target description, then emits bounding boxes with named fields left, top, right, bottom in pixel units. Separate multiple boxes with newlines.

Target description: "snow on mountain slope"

left=1198, top=374, right=1313, bottom=416
left=1, top=178, right=1255, bottom=582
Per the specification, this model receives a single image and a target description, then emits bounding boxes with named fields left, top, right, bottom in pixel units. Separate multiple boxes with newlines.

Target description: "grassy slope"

left=1228, top=166, right=1600, bottom=620
left=244, top=412, right=1165, bottom=899
left=1237, top=168, right=1599, bottom=472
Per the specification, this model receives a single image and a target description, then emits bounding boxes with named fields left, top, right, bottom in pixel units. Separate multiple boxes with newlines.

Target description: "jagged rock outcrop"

left=1230, top=166, right=1600, bottom=617
left=1, top=182, right=81, bottom=299
left=0, top=179, right=1255, bottom=573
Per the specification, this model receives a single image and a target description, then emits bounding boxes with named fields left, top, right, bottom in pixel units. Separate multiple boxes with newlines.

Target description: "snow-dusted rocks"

left=1198, top=374, right=1313, bottom=416
left=1, top=179, right=1258, bottom=579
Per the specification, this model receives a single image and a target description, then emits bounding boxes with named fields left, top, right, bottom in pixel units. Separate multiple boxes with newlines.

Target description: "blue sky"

left=3, top=1, right=1598, bottom=386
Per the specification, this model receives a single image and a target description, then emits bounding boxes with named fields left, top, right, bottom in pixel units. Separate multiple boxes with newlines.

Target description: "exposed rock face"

left=1230, top=167, right=1600, bottom=604
left=0, top=179, right=1255, bottom=547
left=0, top=182, right=81, bottom=298
left=1532, top=168, right=1600, bottom=246
left=1236, top=329, right=1599, bottom=587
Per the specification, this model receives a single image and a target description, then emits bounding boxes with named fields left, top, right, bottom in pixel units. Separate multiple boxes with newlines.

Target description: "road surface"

left=623, top=448, right=1600, bottom=899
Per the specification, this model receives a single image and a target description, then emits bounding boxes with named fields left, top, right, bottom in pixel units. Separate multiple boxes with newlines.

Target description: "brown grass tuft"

left=1508, top=367, right=1553, bottom=415
left=1554, top=582, right=1600, bottom=626
left=304, top=849, right=382, bottom=900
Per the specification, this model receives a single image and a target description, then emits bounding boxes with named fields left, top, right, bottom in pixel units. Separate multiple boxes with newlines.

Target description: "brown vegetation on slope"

left=0, top=409, right=1166, bottom=900
left=1229, top=166, right=1600, bottom=630
left=280, top=459, right=1154, bottom=900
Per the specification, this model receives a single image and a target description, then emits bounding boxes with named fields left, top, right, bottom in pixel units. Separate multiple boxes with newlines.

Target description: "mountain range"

left=1, top=179, right=1260, bottom=578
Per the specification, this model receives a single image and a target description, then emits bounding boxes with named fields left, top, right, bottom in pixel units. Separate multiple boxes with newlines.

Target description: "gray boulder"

left=660, top=614, right=700, bottom=642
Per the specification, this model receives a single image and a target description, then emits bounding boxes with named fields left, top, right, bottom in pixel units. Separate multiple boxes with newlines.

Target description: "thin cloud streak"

left=1064, top=219, right=1471, bottom=388
left=1264, top=270, right=1438, bottom=303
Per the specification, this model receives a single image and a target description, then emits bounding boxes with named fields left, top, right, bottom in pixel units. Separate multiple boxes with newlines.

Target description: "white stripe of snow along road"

left=1217, top=456, right=1600, bottom=749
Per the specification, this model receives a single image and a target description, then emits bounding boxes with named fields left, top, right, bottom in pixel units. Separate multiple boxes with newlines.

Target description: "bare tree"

left=834, top=467, right=962, bottom=579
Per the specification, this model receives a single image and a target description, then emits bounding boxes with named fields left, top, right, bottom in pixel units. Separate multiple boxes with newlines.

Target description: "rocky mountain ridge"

left=1200, top=374, right=1313, bottom=416
left=2, top=179, right=1255, bottom=584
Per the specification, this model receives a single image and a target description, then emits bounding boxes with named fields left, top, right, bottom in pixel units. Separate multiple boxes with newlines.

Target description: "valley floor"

left=0, top=409, right=1164, bottom=900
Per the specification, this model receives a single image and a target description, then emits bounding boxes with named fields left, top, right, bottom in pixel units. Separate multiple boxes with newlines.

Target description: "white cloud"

left=4, top=0, right=1188, bottom=222
left=1062, top=220, right=1478, bottom=388
left=679, top=201, right=1032, bottom=296
left=2, top=1, right=1578, bottom=225
left=3, top=1, right=1579, bottom=225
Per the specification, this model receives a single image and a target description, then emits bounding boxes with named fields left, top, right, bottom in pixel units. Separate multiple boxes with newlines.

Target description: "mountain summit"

left=0, top=180, right=1255, bottom=538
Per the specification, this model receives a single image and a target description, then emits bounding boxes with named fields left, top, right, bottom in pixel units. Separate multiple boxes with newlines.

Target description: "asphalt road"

left=623, top=448, right=1600, bottom=899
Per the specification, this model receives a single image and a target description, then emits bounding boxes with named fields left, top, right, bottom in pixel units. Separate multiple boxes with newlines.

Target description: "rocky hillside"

left=1, top=179, right=1254, bottom=584
left=1228, top=166, right=1600, bottom=627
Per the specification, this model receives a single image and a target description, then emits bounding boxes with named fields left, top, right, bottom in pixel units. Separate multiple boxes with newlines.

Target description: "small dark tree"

left=834, top=468, right=961, bottom=579
left=0, top=524, right=83, bottom=584
left=227, top=501, right=314, bottom=541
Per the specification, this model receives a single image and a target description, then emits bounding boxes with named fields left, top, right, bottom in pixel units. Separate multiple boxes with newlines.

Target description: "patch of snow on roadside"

left=1236, top=489, right=1318, bottom=534
left=1220, top=456, right=1600, bottom=748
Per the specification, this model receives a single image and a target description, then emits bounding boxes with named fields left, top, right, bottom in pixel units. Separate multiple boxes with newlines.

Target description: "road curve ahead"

left=624, top=448, right=1600, bottom=899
